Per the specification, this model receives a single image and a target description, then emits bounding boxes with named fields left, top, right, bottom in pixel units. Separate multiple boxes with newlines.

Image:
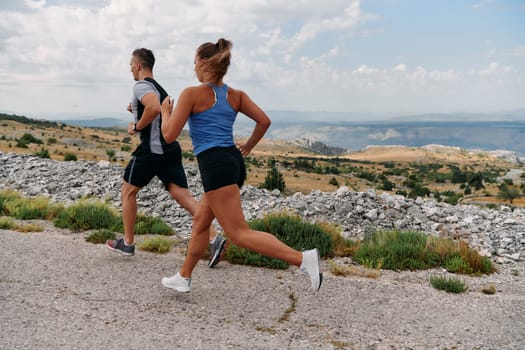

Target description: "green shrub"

left=353, top=230, right=434, bottom=270
left=329, top=177, right=339, bottom=187
left=85, top=229, right=116, bottom=244
left=351, top=230, right=494, bottom=275
left=430, top=275, right=468, bottom=293
left=34, top=147, right=50, bottom=159
left=54, top=201, right=120, bottom=231
left=106, top=149, right=116, bottom=161
left=138, top=236, right=174, bottom=253
left=315, top=221, right=357, bottom=257
left=0, top=189, right=21, bottom=214
left=224, top=212, right=333, bottom=269
left=182, top=150, right=194, bottom=160
left=134, top=214, right=173, bottom=235
left=2, top=196, right=55, bottom=220
left=19, top=133, right=43, bottom=145
left=260, top=158, right=285, bottom=192
left=64, top=152, right=77, bottom=161
left=445, top=255, right=472, bottom=274
left=0, top=217, right=17, bottom=230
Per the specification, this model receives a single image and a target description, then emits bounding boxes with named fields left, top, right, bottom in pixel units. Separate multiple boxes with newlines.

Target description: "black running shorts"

left=197, top=146, right=246, bottom=192
left=123, top=143, right=188, bottom=190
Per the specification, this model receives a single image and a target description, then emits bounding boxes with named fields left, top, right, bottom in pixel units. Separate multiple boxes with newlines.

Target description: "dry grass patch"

left=481, top=284, right=497, bottom=295
left=137, top=236, right=176, bottom=253
left=328, top=260, right=381, bottom=279
left=16, top=223, right=44, bottom=232
left=0, top=217, right=16, bottom=230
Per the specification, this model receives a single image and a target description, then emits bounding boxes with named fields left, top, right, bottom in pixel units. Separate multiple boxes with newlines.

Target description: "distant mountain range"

left=234, top=117, right=525, bottom=157
left=5, top=110, right=524, bottom=157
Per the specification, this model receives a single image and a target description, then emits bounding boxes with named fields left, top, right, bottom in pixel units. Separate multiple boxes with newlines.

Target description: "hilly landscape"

left=1, top=113, right=524, bottom=207
left=46, top=110, right=525, bottom=158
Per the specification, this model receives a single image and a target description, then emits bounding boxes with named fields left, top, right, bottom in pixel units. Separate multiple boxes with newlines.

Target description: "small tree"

left=34, top=147, right=50, bottom=159
left=261, top=158, right=285, bottom=192
left=64, top=152, right=77, bottom=161
left=468, top=172, right=485, bottom=191
left=498, top=183, right=520, bottom=204
left=106, top=149, right=116, bottom=162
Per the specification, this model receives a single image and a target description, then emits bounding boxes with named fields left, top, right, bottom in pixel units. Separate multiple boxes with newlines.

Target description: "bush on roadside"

left=85, top=229, right=116, bottom=244
left=224, top=212, right=333, bottom=269
left=430, top=275, right=468, bottom=293
left=134, top=214, right=173, bottom=235
left=351, top=229, right=494, bottom=275
left=0, top=217, right=17, bottom=230
left=314, top=220, right=358, bottom=257
left=138, top=236, right=175, bottom=253
left=1, top=195, right=62, bottom=220
left=0, top=189, right=21, bottom=214
left=54, top=200, right=120, bottom=231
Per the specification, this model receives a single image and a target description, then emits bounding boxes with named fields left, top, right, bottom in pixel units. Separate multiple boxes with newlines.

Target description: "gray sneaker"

left=106, top=238, right=135, bottom=256
left=208, top=235, right=227, bottom=268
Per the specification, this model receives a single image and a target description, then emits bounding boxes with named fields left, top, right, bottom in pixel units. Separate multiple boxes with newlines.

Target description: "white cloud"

left=353, top=65, right=380, bottom=75
left=477, top=62, right=513, bottom=76
left=429, top=70, right=458, bottom=82
left=472, top=0, right=494, bottom=9
left=0, top=0, right=523, bottom=117
left=505, top=45, right=525, bottom=57
left=368, top=129, right=402, bottom=141
left=392, top=64, right=407, bottom=72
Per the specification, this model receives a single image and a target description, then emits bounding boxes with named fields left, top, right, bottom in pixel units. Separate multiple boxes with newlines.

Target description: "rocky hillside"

left=292, top=138, right=347, bottom=156
left=1, top=152, right=523, bottom=264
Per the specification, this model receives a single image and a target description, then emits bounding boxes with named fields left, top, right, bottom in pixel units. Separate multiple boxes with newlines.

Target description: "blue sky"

left=0, top=0, right=524, bottom=120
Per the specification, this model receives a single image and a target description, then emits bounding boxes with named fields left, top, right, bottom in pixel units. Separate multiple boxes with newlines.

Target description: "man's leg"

left=106, top=180, right=140, bottom=255
left=121, top=181, right=141, bottom=245
left=167, top=183, right=218, bottom=240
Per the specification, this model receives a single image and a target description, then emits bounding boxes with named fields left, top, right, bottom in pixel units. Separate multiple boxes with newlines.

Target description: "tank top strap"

left=205, top=83, right=228, bottom=99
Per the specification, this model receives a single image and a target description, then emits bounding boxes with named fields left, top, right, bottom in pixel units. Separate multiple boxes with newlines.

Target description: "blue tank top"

left=188, top=84, right=238, bottom=155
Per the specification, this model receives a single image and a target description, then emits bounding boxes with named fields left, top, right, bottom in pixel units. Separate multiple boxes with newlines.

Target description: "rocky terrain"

left=1, top=151, right=524, bottom=263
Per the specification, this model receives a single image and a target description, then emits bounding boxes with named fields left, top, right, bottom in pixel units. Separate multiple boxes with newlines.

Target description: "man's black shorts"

left=197, top=146, right=246, bottom=192
left=123, top=143, right=188, bottom=190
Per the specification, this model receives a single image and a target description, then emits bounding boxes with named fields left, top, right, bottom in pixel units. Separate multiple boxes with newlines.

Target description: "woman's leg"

left=179, top=194, right=215, bottom=278
left=206, top=184, right=303, bottom=267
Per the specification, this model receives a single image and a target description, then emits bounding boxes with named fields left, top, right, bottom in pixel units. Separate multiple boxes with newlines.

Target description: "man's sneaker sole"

left=208, top=238, right=227, bottom=268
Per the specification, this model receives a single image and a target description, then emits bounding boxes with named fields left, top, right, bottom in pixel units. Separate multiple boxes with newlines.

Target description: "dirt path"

left=1, top=222, right=524, bottom=349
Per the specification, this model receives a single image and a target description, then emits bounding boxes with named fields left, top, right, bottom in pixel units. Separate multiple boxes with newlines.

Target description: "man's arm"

left=135, top=92, right=161, bottom=131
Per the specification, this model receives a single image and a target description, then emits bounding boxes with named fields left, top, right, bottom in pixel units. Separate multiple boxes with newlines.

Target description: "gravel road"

left=1, top=221, right=524, bottom=350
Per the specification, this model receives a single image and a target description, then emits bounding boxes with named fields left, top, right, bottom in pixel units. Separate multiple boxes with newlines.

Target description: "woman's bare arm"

left=236, top=91, right=271, bottom=156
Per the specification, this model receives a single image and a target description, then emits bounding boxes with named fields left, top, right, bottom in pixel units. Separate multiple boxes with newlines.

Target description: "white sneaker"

left=161, top=272, right=191, bottom=293
left=300, top=249, right=323, bottom=291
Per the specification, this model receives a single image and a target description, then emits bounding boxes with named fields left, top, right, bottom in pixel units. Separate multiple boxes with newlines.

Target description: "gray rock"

left=1, top=151, right=524, bottom=258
